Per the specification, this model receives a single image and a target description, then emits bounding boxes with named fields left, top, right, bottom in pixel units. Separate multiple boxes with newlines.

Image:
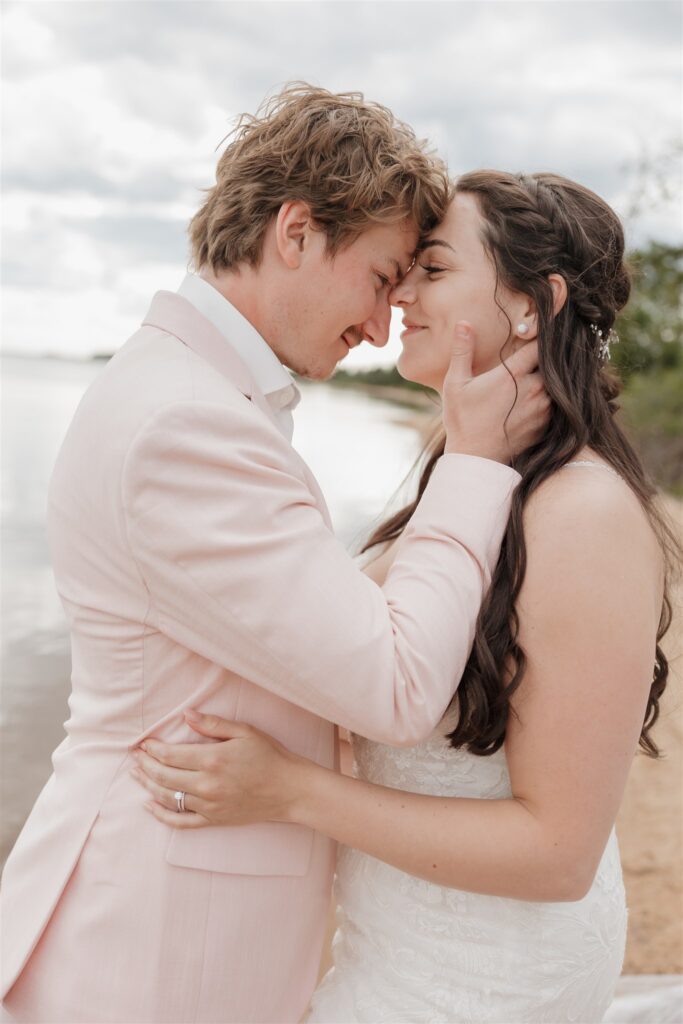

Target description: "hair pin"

left=589, top=323, right=619, bottom=362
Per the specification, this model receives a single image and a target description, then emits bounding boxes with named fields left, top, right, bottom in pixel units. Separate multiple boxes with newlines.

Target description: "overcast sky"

left=3, top=0, right=682, bottom=366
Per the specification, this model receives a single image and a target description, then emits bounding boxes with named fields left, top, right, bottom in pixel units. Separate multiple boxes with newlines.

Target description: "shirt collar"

left=177, top=273, right=300, bottom=415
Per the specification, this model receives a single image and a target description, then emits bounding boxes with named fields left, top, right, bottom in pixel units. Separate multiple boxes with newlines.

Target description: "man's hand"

left=131, top=712, right=305, bottom=830
left=443, top=322, right=550, bottom=463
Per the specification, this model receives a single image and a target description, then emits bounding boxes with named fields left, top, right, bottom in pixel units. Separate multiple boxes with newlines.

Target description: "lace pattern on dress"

left=308, top=719, right=626, bottom=1023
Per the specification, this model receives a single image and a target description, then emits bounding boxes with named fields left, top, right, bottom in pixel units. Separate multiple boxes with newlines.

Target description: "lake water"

left=0, top=355, right=431, bottom=862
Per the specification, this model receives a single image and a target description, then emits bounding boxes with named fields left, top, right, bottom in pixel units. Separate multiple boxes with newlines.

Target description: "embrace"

left=1, top=85, right=677, bottom=1024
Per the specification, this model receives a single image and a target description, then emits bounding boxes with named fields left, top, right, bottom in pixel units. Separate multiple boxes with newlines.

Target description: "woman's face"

left=392, top=191, right=530, bottom=391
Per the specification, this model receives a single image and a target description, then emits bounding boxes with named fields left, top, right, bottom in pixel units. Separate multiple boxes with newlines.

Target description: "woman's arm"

left=286, top=470, right=662, bottom=901
left=136, top=470, right=661, bottom=902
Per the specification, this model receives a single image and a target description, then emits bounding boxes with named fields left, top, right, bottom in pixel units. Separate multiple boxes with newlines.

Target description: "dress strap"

left=562, top=460, right=622, bottom=481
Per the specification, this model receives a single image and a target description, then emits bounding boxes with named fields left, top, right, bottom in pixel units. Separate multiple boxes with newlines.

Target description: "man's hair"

left=189, top=82, right=450, bottom=271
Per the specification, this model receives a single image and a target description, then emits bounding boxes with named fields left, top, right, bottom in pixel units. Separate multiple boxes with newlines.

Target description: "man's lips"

left=341, top=332, right=359, bottom=349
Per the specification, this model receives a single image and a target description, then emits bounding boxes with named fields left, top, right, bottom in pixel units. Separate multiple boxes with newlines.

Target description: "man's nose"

left=360, top=296, right=392, bottom=348
left=389, top=275, right=415, bottom=308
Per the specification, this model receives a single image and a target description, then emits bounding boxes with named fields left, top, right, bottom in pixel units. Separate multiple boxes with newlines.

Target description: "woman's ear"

left=274, top=200, right=315, bottom=269
left=548, top=273, right=568, bottom=316
left=513, top=274, right=568, bottom=342
left=513, top=298, right=539, bottom=342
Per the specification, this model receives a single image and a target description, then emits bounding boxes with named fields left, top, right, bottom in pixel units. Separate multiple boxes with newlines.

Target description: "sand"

left=616, top=498, right=683, bottom=974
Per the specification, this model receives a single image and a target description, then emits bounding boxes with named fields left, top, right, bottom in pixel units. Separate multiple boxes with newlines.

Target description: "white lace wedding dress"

left=307, top=715, right=627, bottom=1023
left=307, top=461, right=629, bottom=1023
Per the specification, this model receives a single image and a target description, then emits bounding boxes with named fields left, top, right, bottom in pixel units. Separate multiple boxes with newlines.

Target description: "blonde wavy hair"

left=189, top=82, right=450, bottom=271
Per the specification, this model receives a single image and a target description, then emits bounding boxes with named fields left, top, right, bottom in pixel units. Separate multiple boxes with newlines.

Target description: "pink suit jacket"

left=1, top=293, right=519, bottom=1023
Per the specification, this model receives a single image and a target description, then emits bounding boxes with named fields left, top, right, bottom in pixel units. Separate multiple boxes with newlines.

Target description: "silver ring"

left=174, top=790, right=186, bottom=813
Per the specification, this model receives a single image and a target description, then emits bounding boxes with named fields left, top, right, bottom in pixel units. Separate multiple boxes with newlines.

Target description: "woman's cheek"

left=424, top=329, right=453, bottom=389
left=433, top=315, right=458, bottom=368
left=472, top=338, right=503, bottom=376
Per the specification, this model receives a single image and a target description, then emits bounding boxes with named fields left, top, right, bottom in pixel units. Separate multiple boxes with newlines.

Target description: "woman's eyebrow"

left=417, top=238, right=456, bottom=254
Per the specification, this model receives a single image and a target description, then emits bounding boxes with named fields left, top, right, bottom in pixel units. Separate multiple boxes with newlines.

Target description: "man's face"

left=276, top=217, right=419, bottom=380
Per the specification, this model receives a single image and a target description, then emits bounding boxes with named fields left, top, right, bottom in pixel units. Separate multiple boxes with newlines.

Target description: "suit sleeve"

left=122, top=396, right=519, bottom=745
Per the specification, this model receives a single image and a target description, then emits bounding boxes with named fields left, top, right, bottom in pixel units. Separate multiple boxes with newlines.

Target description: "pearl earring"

left=517, top=323, right=529, bottom=336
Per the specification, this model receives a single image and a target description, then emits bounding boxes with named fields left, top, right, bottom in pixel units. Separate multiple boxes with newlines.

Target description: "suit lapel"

left=142, top=291, right=282, bottom=433
left=142, top=292, right=332, bottom=527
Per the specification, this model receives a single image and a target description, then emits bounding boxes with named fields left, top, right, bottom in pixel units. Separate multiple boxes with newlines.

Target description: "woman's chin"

left=397, top=354, right=442, bottom=392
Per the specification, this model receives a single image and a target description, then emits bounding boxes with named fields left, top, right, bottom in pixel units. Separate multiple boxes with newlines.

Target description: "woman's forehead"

left=425, top=193, right=483, bottom=249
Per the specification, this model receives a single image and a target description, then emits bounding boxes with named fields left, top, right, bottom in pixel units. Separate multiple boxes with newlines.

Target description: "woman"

left=135, top=171, right=679, bottom=1022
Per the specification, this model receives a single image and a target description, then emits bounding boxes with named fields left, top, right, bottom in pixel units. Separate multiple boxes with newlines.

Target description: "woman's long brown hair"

left=363, top=170, right=679, bottom=757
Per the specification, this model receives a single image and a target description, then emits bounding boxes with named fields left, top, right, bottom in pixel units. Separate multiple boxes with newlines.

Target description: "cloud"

left=2, top=0, right=681, bottom=360
left=66, top=212, right=188, bottom=264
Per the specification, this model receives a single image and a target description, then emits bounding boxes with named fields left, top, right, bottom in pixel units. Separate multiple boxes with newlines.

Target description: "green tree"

left=612, top=243, right=683, bottom=379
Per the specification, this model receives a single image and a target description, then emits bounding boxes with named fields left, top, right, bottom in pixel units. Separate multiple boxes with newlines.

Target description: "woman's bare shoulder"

left=525, top=456, right=650, bottom=529
left=522, top=455, right=663, bottom=598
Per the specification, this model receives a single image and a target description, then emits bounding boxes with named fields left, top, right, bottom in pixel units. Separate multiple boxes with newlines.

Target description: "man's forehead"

left=383, top=245, right=418, bottom=281
left=386, top=256, right=409, bottom=282
left=369, top=220, right=419, bottom=279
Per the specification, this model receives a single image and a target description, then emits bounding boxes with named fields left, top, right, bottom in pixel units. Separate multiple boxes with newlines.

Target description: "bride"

left=135, top=170, right=679, bottom=1022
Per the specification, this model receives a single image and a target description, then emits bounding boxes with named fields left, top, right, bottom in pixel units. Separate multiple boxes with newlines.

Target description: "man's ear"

left=274, top=201, right=316, bottom=269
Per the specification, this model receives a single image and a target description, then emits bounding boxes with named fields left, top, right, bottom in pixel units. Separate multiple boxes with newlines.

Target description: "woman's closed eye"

left=419, top=264, right=447, bottom=277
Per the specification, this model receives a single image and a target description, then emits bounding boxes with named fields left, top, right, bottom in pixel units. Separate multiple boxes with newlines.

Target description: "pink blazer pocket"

left=165, top=686, right=329, bottom=877
left=165, top=819, right=315, bottom=877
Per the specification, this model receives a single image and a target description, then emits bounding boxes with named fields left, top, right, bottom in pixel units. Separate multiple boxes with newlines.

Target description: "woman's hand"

left=132, top=711, right=307, bottom=830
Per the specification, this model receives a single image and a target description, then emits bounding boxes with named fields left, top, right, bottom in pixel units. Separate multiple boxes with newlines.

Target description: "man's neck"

left=198, top=265, right=266, bottom=343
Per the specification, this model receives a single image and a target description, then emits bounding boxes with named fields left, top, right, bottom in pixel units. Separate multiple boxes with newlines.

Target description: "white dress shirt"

left=177, top=273, right=300, bottom=441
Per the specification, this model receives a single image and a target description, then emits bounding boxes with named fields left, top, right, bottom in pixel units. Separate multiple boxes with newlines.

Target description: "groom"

left=1, top=85, right=545, bottom=1023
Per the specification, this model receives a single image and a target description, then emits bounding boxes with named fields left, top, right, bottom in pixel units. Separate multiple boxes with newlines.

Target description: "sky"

left=2, top=0, right=682, bottom=367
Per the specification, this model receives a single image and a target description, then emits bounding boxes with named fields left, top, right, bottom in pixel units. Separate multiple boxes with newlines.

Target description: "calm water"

left=0, top=355, right=429, bottom=861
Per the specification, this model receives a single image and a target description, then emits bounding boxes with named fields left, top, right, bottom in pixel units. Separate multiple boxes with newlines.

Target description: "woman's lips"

left=400, top=322, right=426, bottom=339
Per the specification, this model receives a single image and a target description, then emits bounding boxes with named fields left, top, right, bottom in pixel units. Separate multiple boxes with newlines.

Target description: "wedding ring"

left=174, top=790, right=186, bottom=813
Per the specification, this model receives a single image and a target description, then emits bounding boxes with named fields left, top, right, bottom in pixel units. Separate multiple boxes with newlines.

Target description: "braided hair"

left=363, top=170, right=678, bottom=757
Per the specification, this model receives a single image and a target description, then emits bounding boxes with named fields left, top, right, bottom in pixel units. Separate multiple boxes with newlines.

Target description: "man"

left=1, top=85, right=545, bottom=1023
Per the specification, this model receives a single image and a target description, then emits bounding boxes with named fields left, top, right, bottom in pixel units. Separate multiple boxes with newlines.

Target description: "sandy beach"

left=616, top=498, right=683, bottom=974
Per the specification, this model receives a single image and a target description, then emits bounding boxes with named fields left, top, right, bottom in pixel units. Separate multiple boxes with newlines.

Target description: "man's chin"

left=309, top=368, right=337, bottom=383
left=295, top=359, right=341, bottom=382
